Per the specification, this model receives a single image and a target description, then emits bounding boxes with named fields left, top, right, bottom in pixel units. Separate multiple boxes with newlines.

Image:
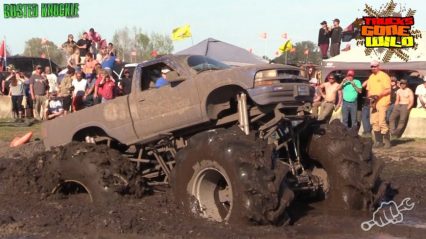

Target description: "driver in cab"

left=155, top=68, right=171, bottom=88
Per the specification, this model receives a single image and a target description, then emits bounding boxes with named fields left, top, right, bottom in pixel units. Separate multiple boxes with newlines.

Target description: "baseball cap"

left=161, top=68, right=170, bottom=74
left=370, top=60, right=380, bottom=67
left=309, top=78, right=318, bottom=84
left=320, top=21, right=327, bottom=25
left=346, top=70, right=355, bottom=76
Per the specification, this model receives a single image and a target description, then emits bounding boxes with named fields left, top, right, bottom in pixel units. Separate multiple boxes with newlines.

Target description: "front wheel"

left=172, top=127, right=294, bottom=224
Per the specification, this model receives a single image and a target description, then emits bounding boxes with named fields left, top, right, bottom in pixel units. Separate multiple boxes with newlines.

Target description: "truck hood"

left=194, top=63, right=303, bottom=89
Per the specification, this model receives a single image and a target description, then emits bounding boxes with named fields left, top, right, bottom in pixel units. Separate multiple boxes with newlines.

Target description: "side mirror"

left=166, top=71, right=185, bottom=83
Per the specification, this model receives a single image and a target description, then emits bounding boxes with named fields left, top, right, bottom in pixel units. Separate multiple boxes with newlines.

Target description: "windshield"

left=187, top=55, right=230, bottom=73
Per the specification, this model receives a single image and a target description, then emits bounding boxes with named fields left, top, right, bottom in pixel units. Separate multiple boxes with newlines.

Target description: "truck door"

left=131, top=62, right=203, bottom=140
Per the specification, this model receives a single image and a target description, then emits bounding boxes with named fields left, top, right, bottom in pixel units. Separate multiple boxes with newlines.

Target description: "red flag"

left=0, top=40, right=5, bottom=72
left=151, top=50, right=158, bottom=57
left=259, top=32, right=268, bottom=39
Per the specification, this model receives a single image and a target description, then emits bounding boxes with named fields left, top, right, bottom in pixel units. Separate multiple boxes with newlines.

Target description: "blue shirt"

left=101, top=55, right=116, bottom=69
left=155, top=77, right=168, bottom=88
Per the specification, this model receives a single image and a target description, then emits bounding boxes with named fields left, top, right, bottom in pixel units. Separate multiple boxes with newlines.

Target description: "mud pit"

left=0, top=140, right=425, bottom=239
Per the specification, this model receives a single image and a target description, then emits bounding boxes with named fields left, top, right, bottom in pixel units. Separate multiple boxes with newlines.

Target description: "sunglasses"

left=370, top=65, right=378, bottom=68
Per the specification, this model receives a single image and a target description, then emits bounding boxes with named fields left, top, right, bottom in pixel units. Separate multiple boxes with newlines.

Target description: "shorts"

left=61, top=95, right=72, bottom=111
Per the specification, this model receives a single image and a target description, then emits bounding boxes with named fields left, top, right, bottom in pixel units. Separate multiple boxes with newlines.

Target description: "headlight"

left=255, top=70, right=277, bottom=80
left=254, top=70, right=279, bottom=87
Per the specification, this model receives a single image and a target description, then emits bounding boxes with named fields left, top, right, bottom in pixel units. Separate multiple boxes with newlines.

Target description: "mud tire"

left=45, top=142, right=142, bottom=204
left=307, top=120, right=388, bottom=210
left=171, top=127, right=294, bottom=225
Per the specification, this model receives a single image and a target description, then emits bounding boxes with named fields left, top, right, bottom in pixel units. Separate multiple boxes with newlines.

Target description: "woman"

left=6, top=71, right=25, bottom=120
left=67, top=48, right=81, bottom=71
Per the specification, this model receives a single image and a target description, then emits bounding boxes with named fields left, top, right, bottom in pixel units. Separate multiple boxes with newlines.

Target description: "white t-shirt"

left=46, top=73, right=58, bottom=92
left=49, top=99, right=63, bottom=113
left=415, top=83, right=426, bottom=108
left=72, top=79, right=88, bottom=96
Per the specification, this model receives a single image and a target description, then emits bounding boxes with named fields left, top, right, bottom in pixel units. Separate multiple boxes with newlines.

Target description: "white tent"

left=322, top=32, right=426, bottom=80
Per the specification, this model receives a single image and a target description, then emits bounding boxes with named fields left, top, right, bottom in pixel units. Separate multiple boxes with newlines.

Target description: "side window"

left=140, top=62, right=176, bottom=91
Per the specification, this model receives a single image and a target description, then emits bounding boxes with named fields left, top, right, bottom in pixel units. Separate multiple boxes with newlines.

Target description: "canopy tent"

left=176, top=38, right=267, bottom=66
left=321, top=32, right=426, bottom=80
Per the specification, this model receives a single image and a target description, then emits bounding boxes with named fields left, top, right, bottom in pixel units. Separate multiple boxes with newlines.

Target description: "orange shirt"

left=83, top=59, right=98, bottom=75
left=366, top=70, right=391, bottom=107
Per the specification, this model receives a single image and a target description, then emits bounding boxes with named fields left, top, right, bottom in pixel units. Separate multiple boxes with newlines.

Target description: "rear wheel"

left=172, top=127, right=294, bottom=224
left=45, top=142, right=141, bottom=204
left=307, top=120, right=389, bottom=210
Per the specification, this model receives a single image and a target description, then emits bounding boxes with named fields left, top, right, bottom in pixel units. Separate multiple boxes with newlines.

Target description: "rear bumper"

left=247, top=83, right=313, bottom=106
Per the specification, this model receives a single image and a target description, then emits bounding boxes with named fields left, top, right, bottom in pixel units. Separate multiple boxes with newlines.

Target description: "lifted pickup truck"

left=42, top=55, right=387, bottom=225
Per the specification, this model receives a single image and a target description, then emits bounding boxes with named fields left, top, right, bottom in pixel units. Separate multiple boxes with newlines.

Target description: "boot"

left=383, top=132, right=391, bottom=149
left=373, top=131, right=384, bottom=148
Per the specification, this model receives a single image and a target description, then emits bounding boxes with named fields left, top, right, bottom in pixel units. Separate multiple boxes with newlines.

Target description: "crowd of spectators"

left=309, top=61, right=426, bottom=148
left=0, top=28, right=131, bottom=121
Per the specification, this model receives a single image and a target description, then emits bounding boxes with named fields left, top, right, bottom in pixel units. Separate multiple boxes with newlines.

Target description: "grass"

left=0, top=118, right=41, bottom=142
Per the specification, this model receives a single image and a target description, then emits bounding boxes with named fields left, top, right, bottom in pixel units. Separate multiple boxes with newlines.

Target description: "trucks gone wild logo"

left=356, top=0, right=422, bottom=62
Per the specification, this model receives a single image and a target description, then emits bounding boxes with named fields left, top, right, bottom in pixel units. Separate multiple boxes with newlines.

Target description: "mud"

left=0, top=140, right=425, bottom=238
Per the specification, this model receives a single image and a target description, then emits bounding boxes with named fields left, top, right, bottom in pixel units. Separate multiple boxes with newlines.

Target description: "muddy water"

left=0, top=141, right=425, bottom=238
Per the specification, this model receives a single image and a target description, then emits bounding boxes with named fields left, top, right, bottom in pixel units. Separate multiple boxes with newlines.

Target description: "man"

left=309, top=78, right=322, bottom=118
left=29, top=65, right=49, bottom=120
left=338, top=70, right=362, bottom=128
left=88, top=28, right=102, bottom=55
left=72, top=71, right=88, bottom=111
left=330, top=18, right=343, bottom=57
left=386, top=76, right=399, bottom=122
left=389, top=79, right=414, bottom=138
left=82, top=52, right=98, bottom=79
left=119, top=69, right=132, bottom=95
left=76, top=32, right=91, bottom=61
left=415, top=78, right=426, bottom=109
left=61, top=34, right=76, bottom=57
left=45, top=66, right=58, bottom=93
left=58, top=67, right=75, bottom=115
left=156, top=68, right=170, bottom=88
left=45, top=91, right=64, bottom=120
left=318, top=74, right=342, bottom=122
left=318, top=21, right=330, bottom=59
left=366, top=60, right=391, bottom=148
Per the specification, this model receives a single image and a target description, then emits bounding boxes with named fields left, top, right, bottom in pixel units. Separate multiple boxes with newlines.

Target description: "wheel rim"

left=192, top=168, right=233, bottom=222
left=52, top=180, right=93, bottom=202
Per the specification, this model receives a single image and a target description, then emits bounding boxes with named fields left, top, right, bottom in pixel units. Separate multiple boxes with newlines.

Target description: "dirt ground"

left=0, top=138, right=425, bottom=239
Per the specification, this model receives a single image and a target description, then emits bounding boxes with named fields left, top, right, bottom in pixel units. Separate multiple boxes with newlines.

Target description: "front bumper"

left=247, top=83, right=313, bottom=106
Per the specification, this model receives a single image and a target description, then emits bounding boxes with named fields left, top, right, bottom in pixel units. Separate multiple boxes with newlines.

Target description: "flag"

left=342, top=18, right=362, bottom=42
left=151, top=50, right=158, bottom=57
left=278, top=40, right=292, bottom=53
left=259, top=32, right=268, bottom=39
left=0, top=40, right=5, bottom=72
left=171, top=24, right=192, bottom=41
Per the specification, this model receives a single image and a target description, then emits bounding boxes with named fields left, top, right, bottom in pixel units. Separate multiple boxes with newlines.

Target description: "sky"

left=1, top=0, right=426, bottom=58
